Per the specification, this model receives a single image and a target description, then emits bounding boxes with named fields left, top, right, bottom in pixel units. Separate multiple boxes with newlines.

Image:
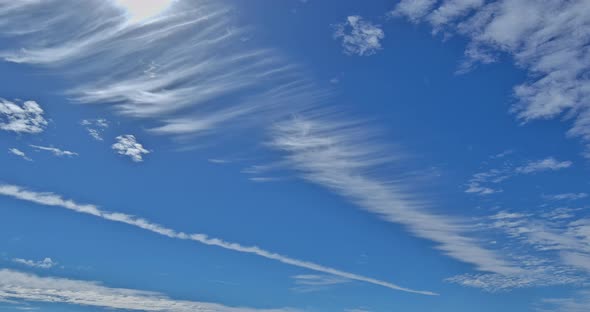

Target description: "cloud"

left=544, top=193, right=588, bottom=201
left=8, top=148, right=32, bottom=161
left=290, top=274, right=351, bottom=292
left=0, top=99, right=47, bottom=134
left=112, top=135, right=150, bottom=162
left=29, top=145, right=78, bottom=157
left=0, top=183, right=436, bottom=296
left=537, top=290, right=590, bottom=312
left=392, top=0, right=590, bottom=157
left=81, top=119, right=108, bottom=141
left=268, top=116, right=518, bottom=275
left=0, top=0, right=322, bottom=137
left=0, top=269, right=292, bottom=312
left=333, top=16, right=385, bottom=56
left=515, top=157, right=572, bottom=174
left=12, top=258, right=57, bottom=269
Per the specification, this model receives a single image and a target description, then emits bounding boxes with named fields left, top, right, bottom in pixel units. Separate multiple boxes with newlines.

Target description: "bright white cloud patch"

left=334, top=16, right=385, bottom=56
left=392, top=0, right=590, bottom=157
left=12, top=257, right=57, bottom=269
left=30, top=145, right=78, bottom=157
left=115, top=0, right=174, bottom=23
left=0, top=99, right=47, bottom=134
left=8, top=148, right=31, bottom=161
left=112, top=135, right=150, bottom=162
left=0, top=269, right=289, bottom=312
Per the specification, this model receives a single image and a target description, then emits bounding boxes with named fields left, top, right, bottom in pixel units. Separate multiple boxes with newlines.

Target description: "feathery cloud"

left=8, top=148, right=32, bottom=161
left=0, top=269, right=293, bottom=312
left=544, top=193, right=588, bottom=201
left=515, top=157, right=572, bottom=174
left=333, top=16, right=385, bottom=56
left=29, top=145, right=78, bottom=157
left=112, top=135, right=150, bottom=162
left=0, top=99, right=47, bottom=134
left=0, top=183, right=436, bottom=295
left=81, top=119, right=108, bottom=141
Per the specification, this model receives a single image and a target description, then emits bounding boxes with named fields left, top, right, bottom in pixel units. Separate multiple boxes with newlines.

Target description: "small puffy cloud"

left=0, top=99, right=47, bottom=134
left=516, top=157, right=572, bottom=174
left=30, top=145, right=78, bottom=157
left=112, top=135, right=150, bottom=162
left=333, top=16, right=384, bottom=56
left=12, top=258, right=57, bottom=269
left=8, top=148, right=32, bottom=161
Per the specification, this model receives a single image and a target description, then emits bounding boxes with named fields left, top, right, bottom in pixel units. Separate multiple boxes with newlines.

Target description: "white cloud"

left=112, top=135, right=150, bottom=162
left=291, top=274, right=350, bottom=292
left=333, top=16, right=385, bottom=56
left=0, top=99, right=47, bottom=134
left=544, top=193, right=588, bottom=201
left=0, top=183, right=436, bottom=296
left=81, top=119, right=108, bottom=141
left=114, top=0, right=174, bottom=24
left=29, top=145, right=78, bottom=157
left=12, top=258, right=57, bottom=269
left=515, top=157, right=572, bottom=174
left=268, top=116, right=518, bottom=275
left=8, top=148, right=32, bottom=161
left=0, top=269, right=292, bottom=312
left=392, top=0, right=590, bottom=157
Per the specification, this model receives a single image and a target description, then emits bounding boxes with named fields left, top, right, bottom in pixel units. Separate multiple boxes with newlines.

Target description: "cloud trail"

left=0, top=184, right=436, bottom=296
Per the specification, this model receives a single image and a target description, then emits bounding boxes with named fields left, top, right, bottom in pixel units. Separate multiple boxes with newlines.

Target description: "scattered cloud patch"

left=81, top=119, right=108, bottom=141
left=8, top=148, right=31, bottom=161
left=515, top=157, right=572, bottom=174
left=112, top=135, right=150, bottom=162
left=544, top=193, right=588, bottom=201
left=0, top=99, right=47, bottom=134
left=30, top=145, right=78, bottom=157
left=12, top=257, right=56, bottom=269
left=333, top=16, right=385, bottom=56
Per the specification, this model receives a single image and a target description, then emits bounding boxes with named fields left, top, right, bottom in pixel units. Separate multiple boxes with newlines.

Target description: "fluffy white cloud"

left=112, top=135, right=150, bottom=162
left=0, top=184, right=436, bottom=295
left=8, top=148, right=32, bottom=161
left=12, top=257, right=56, bottom=269
left=29, top=145, right=78, bottom=157
left=392, top=0, right=590, bottom=157
left=333, top=16, right=385, bottom=56
left=0, top=99, right=47, bottom=134
left=0, top=269, right=291, bottom=312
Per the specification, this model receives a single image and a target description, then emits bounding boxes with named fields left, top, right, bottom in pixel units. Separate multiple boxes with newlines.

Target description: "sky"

left=0, top=0, right=589, bottom=311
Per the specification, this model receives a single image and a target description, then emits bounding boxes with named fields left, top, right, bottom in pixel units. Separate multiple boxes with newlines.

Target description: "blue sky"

left=0, top=0, right=589, bottom=311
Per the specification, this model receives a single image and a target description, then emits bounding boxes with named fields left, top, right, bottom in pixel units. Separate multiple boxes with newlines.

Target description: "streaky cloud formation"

left=267, top=116, right=518, bottom=275
left=29, top=145, right=78, bottom=157
left=8, top=148, right=32, bottom=161
left=515, top=157, right=572, bottom=174
left=0, top=269, right=293, bottom=312
left=0, top=99, right=47, bottom=134
left=0, top=184, right=436, bottom=296
left=81, top=119, right=109, bottom=141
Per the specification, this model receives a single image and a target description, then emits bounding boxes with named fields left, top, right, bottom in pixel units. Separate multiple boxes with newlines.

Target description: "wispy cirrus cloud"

left=12, top=257, right=57, bottom=269
left=392, top=0, right=590, bottom=157
left=29, top=145, right=78, bottom=157
left=543, top=193, right=588, bottom=201
left=515, top=157, right=572, bottom=174
left=290, top=274, right=351, bottom=292
left=0, top=269, right=293, bottom=312
left=333, top=16, right=385, bottom=56
left=8, top=148, right=32, bottom=161
left=112, top=135, right=150, bottom=162
left=0, top=183, right=436, bottom=295
left=0, top=99, right=47, bottom=134
left=81, top=119, right=109, bottom=141
left=267, top=116, right=518, bottom=275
